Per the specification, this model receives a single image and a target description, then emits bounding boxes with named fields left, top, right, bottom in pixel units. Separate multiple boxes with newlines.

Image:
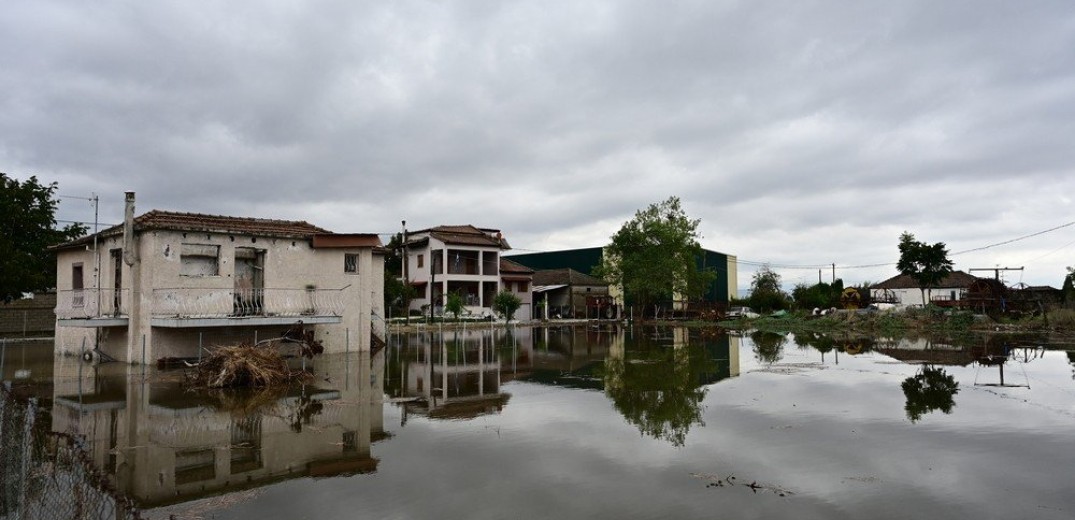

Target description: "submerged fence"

left=0, top=383, right=141, bottom=520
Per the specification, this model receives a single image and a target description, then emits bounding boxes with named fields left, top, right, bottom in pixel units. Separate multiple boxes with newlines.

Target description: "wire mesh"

left=0, top=383, right=141, bottom=520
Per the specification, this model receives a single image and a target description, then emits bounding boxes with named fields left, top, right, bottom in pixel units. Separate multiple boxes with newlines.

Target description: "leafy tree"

left=492, top=290, right=522, bottom=325
left=444, top=291, right=464, bottom=320
left=747, top=265, right=789, bottom=312
left=1, top=174, right=87, bottom=301
left=382, top=232, right=416, bottom=319
left=1062, top=266, right=1074, bottom=307
left=791, top=280, right=844, bottom=310
left=595, top=197, right=715, bottom=315
left=901, top=365, right=959, bottom=423
left=897, top=232, right=954, bottom=305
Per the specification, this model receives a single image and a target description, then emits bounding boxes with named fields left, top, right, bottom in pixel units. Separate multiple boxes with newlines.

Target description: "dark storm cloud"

left=3, top=0, right=1074, bottom=287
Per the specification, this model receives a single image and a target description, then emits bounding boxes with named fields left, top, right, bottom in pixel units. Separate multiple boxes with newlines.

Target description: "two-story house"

left=403, top=225, right=529, bottom=320
left=52, top=192, right=384, bottom=363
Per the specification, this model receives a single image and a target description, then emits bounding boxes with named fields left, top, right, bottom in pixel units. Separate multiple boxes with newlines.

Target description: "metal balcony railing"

left=55, top=289, right=130, bottom=319
left=150, top=287, right=346, bottom=319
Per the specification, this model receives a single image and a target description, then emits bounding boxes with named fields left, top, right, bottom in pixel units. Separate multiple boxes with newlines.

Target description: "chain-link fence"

left=0, top=382, right=141, bottom=520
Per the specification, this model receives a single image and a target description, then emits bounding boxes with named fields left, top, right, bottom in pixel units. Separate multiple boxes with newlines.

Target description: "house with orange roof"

left=51, top=192, right=384, bottom=363
left=402, top=225, right=531, bottom=320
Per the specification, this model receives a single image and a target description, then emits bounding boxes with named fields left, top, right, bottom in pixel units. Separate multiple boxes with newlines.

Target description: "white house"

left=52, top=192, right=384, bottom=363
left=403, top=225, right=529, bottom=320
left=870, top=270, right=979, bottom=307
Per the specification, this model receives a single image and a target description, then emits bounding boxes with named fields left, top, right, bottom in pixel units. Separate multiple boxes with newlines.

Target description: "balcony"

left=55, top=287, right=349, bottom=329
left=55, top=289, right=130, bottom=327
left=150, top=287, right=346, bottom=328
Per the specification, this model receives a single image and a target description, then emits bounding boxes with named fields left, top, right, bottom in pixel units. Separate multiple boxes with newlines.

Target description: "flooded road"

left=3, top=326, right=1074, bottom=519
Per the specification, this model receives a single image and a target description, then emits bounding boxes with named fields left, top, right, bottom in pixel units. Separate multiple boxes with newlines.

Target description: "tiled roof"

left=500, top=258, right=534, bottom=275
left=52, top=210, right=333, bottom=250
left=872, top=270, right=979, bottom=290
left=410, top=224, right=510, bottom=249
left=532, top=268, right=608, bottom=287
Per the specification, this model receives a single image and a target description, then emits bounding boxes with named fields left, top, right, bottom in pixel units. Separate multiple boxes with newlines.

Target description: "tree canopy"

left=1, top=174, right=87, bottom=301
left=748, top=265, right=789, bottom=312
left=896, top=231, right=954, bottom=303
left=492, top=290, right=522, bottom=325
left=595, top=197, right=715, bottom=312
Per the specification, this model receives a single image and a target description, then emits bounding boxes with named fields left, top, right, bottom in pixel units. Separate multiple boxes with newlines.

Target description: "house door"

left=234, top=248, right=265, bottom=316
left=110, top=249, right=122, bottom=316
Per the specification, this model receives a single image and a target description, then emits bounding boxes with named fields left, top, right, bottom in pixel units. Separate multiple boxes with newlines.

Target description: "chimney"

left=123, top=191, right=137, bottom=266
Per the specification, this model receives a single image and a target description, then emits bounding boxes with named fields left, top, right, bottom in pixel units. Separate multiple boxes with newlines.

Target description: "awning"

left=533, top=284, right=568, bottom=293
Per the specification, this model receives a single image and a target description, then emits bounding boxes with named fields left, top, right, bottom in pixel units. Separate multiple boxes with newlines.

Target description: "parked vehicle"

left=726, top=306, right=760, bottom=319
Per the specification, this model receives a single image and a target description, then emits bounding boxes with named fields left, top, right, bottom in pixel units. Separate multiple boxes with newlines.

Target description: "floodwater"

left=3, top=326, right=1075, bottom=519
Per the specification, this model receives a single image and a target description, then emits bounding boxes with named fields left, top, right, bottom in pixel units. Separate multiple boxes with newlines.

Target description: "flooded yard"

left=3, top=326, right=1074, bottom=519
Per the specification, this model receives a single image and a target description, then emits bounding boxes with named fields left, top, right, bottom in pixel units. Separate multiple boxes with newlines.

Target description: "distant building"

left=870, top=270, right=979, bottom=306
left=507, top=246, right=738, bottom=308
left=404, top=225, right=530, bottom=319
left=532, top=268, right=612, bottom=319
left=52, top=192, right=384, bottom=363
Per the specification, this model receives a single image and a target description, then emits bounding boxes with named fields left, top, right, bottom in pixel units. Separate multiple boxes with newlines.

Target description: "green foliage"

left=901, top=365, right=959, bottom=423
left=747, top=265, right=789, bottom=312
left=1, top=173, right=87, bottom=301
left=791, top=279, right=844, bottom=310
left=492, top=290, right=522, bottom=325
left=382, top=232, right=417, bottom=318
left=595, top=197, right=715, bottom=310
left=444, top=291, right=465, bottom=320
left=1062, top=266, right=1074, bottom=306
left=897, top=231, right=954, bottom=302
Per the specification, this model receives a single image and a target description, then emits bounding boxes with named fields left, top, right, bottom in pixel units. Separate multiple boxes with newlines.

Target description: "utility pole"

left=969, top=267, right=1024, bottom=282
left=832, top=263, right=836, bottom=283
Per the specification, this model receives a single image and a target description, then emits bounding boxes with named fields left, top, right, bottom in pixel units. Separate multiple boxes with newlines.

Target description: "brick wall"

left=0, top=292, right=56, bottom=337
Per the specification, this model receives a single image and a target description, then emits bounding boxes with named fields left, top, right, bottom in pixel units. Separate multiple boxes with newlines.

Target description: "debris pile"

left=186, top=343, right=309, bottom=388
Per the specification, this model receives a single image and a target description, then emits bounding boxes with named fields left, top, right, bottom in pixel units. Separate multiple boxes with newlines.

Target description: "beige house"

left=52, top=192, right=384, bottom=363
left=404, top=225, right=530, bottom=320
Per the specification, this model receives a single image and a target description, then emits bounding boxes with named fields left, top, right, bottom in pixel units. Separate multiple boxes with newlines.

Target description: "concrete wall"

left=55, top=229, right=383, bottom=362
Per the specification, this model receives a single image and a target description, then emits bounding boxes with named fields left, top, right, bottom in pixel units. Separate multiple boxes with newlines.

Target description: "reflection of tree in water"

left=901, top=365, right=959, bottom=423
left=751, top=331, right=786, bottom=365
left=793, top=332, right=834, bottom=354
left=600, top=344, right=715, bottom=447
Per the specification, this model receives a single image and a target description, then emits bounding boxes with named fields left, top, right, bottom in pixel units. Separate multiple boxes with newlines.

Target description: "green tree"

left=747, top=265, right=789, bottom=312
left=1, top=174, right=87, bottom=301
left=1062, top=266, right=1074, bottom=307
left=897, top=232, right=954, bottom=305
left=444, top=291, right=465, bottom=320
left=791, top=279, right=844, bottom=310
left=382, top=232, right=416, bottom=320
left=595, top=197, right=715, bottom=315
left=492, top=290, right=522, bottom=325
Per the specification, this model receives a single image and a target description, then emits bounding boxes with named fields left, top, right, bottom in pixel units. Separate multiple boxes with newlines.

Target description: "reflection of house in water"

left=50, top=352, right=384, bottom=508
left=386, top=328, right=517, bottom=421
left=525, top=326, right=740, bottom=389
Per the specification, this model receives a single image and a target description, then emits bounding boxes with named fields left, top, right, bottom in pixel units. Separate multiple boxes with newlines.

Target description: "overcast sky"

left=3, top=0, right=1074, bottom=290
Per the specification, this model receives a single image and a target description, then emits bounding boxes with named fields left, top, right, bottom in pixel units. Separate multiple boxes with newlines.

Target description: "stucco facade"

left=53, top=194, right=384, bottom=363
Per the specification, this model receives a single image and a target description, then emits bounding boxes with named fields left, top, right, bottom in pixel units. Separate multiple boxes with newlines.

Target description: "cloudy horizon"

left=4, top=1, right=1074, bottom=291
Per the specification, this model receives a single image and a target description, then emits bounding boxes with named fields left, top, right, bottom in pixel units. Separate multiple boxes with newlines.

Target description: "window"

left=417, top=254, right=424, bottom=268
left=344, top=254, right=359, bottom=274
left=72, top=263, right=84, bottom=307
left=180, top=244, right=220, bottom=276
left=517, top=281, right=529, bottom=293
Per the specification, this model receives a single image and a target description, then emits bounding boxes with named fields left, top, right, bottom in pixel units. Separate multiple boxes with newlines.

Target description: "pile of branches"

left=186, top=343, right=311, bottom=389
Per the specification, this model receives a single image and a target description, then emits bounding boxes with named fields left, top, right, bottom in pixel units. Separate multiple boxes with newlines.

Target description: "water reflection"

left=901, top=365, right=959, bottom=422
left=750, top=331, right=786, bottom=365
left=49, top=350, right=384, bottom=508
left=385, top=326, right=741, bottom=445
